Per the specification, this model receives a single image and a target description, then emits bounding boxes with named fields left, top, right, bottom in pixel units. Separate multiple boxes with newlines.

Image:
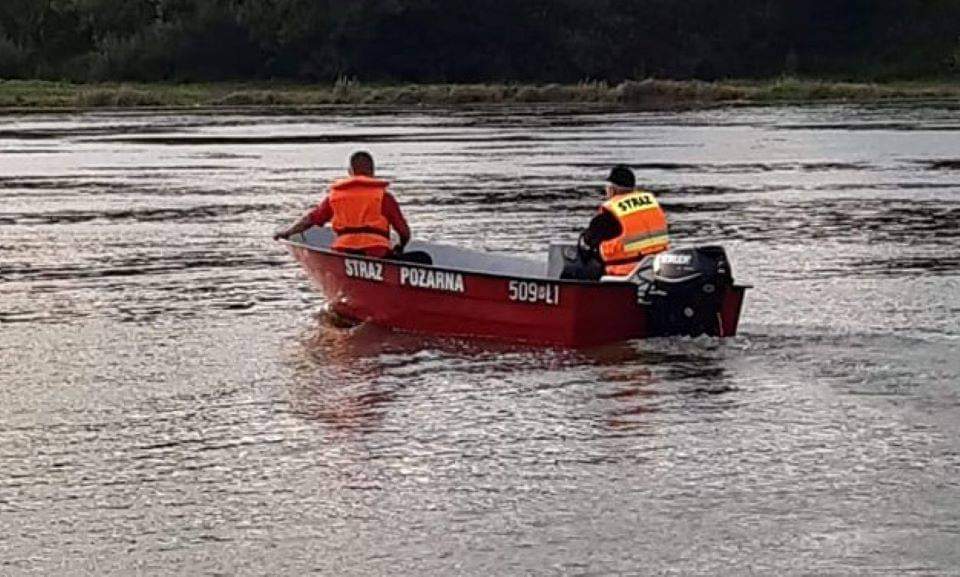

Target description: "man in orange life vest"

left=274, top=151, right=426, bottom=262
left=562, top=165, right=670, bottom=280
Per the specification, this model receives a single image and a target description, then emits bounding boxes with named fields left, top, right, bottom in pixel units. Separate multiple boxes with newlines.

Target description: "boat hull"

left=287, top=243, right=747, bottom=347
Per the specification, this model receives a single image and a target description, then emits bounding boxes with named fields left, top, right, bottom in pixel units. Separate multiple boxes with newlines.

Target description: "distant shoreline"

left=1, top=78, right=958, bottom=111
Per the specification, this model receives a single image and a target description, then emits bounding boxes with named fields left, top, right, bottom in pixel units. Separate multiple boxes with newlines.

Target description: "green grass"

left=0, top=78, right=958, bottom=110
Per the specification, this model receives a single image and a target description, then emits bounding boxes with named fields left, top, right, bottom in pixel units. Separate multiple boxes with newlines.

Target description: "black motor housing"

left=641, top=246, right=733, bottom=337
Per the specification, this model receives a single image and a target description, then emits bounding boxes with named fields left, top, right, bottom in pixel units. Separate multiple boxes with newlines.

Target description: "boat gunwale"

left=279, top=238, right=633, bottom=288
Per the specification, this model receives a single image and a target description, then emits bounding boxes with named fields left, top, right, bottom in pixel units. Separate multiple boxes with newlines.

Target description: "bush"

left=614, top=79, right=661, bottom=103
left=76, top=85, right=165, bottom=107
left=331, top=74, right=360, bottom=101
left=614, top=79, right=747, bottom=104
left=387, top=86, right=423, bottom=104
left=448, top=84, right=506, bottom=103
left=515, top=85, right=551, bottom=102
left=215, top=90, right=276, bottom=106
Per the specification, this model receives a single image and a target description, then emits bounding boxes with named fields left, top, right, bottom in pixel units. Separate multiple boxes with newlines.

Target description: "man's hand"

left=274, top=210, right=319, bottom=242
left=577, top=232, right=597, bottom=259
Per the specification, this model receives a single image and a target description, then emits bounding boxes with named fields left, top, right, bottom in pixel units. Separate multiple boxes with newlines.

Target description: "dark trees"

left=0, top=0, right=957, bottom=82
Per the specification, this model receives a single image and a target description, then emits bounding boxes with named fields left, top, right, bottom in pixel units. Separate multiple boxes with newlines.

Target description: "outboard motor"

left=636, top=246, right=733, bottom=337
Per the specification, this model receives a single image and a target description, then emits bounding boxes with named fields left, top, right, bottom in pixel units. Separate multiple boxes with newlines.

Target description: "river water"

left=1, top=104, right=958, bottom=575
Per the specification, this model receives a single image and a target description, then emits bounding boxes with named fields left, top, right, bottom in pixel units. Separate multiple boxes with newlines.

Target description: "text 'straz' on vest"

left=612, top=193, right=659, bottom=216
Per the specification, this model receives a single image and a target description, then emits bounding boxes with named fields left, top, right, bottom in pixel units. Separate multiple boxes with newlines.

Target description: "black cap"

left=606, top=165, right=635, bottom=189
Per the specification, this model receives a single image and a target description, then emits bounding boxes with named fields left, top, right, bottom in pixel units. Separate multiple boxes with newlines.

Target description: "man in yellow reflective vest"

left=562, top=165, right=670, bottom=280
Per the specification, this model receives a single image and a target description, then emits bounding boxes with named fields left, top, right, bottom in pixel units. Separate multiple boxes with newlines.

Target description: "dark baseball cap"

left=606, top=165, right=636, bottom=188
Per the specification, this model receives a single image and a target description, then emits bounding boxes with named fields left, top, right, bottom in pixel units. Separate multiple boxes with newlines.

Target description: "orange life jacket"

left=328, top=176, right=392, bottom=253
left=599, top=190, right=670, bottom=276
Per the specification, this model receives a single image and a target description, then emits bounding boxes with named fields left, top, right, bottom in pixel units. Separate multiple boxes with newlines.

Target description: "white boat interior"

left=293, top=227, right=570, bottom=279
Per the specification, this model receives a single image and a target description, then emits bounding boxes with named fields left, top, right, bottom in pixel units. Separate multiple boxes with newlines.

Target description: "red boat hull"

left=287, top=243, right=747, bottom=347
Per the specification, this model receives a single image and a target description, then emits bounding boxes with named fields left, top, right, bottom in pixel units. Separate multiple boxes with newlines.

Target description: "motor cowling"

left=644, top=246, right=733, bottom=337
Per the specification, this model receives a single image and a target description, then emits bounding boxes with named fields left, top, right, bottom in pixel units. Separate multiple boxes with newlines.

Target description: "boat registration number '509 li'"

left=508, top=280, right=560, bottom=306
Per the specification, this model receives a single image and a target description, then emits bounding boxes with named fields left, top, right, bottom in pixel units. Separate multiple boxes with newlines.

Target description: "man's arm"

left=382, top=193, right=411, bottom=249
left=580, top=211, right=622, bottom=253
left=273, top=199, right=332, bottom=241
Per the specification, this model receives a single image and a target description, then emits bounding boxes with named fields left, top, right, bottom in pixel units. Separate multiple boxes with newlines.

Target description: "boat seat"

left=600, top=274, right=634, bottom=283
left=298, top=226, right=548, bottom=278
left=547, top=243, right=578, bottom=278
left=601, top=257, right=656, bottom=283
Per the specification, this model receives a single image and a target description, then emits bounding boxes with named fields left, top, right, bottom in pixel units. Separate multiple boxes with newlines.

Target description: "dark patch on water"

left=83, top=164, right=242, bottom=172
left=662, top=185, right=794, bottom=196
left=422, top=186, right=597, bottom=207
left=662, top=201, right=739, bottom=214
left=670, top=197, right=960, bottom=246
left=83, top=132, right=498, bottom=145
left=0, top=148, right=62, bottom=154
left=2, top=252, right=288, bottom=283
left=0, top=311, right=63, bottom=324
left=850, top=255, right=960, bottom=276
left=822, top=182, right=960, bottom=191
left=473, top=142, right=697, bottom=152
left=780, top=122, right=960, bottom=131
left=0, top=125, right=189, bottom=140
left=0, top=176, right=131, bottom=191
left=813, top=201, right=960, bottom=242
left=85, top=132, right=635, bottom=146
left=0, top=129, right=62, bottom=140
left=0, top=202, right=280, bottom=226
left=531, top=161, right=872, bottom=173
left=911, top=159, right=960, bottom=171
left=191, top=152, right=262, bottom=160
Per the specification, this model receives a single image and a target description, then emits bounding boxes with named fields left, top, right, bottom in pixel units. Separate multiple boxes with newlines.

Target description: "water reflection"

left=4, top=104, right=959, bottom=574
left=286, top=316, right=401, bottom=433
left=592, top=340, right=739, bottom=429
left=284, top=311, right=740, bottom=438
left=594, top=363, right=661, bottom=430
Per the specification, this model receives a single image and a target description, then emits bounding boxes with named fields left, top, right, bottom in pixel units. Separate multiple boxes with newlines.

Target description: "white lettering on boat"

left=658, top=253, right=692, bottom=266
left=508, top=280, right=560, bottom=306
left=400, top=266, right=466, bottom=293
left=344, top=258, right=384, bottom=282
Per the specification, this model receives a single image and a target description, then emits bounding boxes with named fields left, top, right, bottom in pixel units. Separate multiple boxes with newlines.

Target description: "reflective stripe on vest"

left=599, top=190, right=669, bottom=274
left=336, top=226, right=390, bottom=239
left=328, top=176, right=391, bottom=252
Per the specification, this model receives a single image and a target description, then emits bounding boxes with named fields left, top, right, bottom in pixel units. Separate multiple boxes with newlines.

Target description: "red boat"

left=281, top=229, right=748, bottom=347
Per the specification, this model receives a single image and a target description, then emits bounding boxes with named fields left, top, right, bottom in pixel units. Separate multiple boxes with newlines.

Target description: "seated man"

left=274, top=151, right=428, bottom=263
left=562, top=165, right=669, bottom=280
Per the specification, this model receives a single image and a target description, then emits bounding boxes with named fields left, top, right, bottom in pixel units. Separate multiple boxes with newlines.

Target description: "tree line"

left=1, top=0, right=958, bottom=83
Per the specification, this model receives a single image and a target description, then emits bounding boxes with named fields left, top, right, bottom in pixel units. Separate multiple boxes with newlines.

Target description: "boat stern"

left=639, top=246, right=748, bottom=338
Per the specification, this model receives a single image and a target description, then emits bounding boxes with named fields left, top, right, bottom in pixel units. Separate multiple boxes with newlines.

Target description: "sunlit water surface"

left=1, top=104, right=959, bottom=575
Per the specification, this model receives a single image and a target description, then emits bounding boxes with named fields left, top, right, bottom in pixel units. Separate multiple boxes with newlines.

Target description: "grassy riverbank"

left=1, top=78, right=958, bottom=110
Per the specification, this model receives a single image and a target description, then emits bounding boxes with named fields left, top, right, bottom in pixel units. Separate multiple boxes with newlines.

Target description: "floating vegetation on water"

left=0, top=78, right=958, bottom=110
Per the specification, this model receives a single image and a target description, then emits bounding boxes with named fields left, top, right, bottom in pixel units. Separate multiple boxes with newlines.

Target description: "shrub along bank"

left=1, top=79, right=958, bottom=110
